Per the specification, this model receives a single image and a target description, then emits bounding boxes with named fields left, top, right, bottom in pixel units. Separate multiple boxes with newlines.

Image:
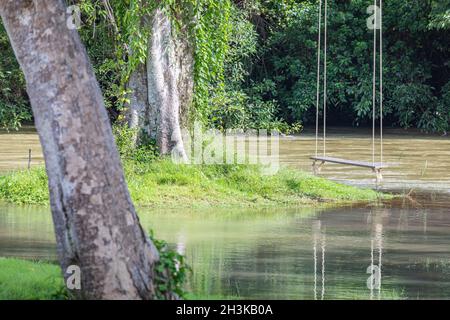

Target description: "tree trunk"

left=126, top=63, right=148, bottom=145
left=127, top=8, right=193, bottom=161
left=0, top=0, right=160, bottom=299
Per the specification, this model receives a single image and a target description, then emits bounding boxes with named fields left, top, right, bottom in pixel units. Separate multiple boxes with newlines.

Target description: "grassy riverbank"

left=0, top=258, right=66, bottom=300
left=0, top=160, right=386, bottom=207
left=0, top=258, right=236, bottom=300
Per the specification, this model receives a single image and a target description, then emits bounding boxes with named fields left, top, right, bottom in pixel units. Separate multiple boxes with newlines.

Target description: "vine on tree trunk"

left=76, top=0, right=232, bottom=125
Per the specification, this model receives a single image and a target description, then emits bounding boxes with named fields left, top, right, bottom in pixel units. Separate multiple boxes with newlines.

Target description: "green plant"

left=113, top=124, right=159, bottom=163
left=207, top=4, right=298, bottom=132
left=150, top=230, right=191, bottom=299
left=192, top=0, right=232, bottom=124
left=0, top=22, right=32, bottom=129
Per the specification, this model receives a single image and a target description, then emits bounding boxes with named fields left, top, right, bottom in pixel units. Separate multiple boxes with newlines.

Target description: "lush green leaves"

left=242, top=0, right=450, bottom=132
left=0, top=22, right=31, bottom=130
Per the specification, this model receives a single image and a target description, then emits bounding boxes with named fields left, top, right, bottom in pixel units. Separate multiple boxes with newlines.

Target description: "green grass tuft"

left=0, top=258, right=66, bottom=300
left=0, top=160, right=388, bottom=208
left=0, top=167, right=49, bottom=205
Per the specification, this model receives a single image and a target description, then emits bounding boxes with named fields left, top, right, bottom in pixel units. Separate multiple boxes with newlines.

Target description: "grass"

left=0, top=258, right=66, bottom=300
left=0, top=159, right=388, bottom=208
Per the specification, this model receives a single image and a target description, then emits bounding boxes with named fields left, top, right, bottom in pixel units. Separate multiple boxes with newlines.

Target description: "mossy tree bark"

left=0, top=0, right=163, bottom=299
left=127, top=8, right=193, bottom=161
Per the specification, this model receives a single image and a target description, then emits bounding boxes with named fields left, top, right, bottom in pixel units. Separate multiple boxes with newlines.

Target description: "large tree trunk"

left=127, top=8, right=193, bottom=161
left=0, top=0, right=160, bottom=299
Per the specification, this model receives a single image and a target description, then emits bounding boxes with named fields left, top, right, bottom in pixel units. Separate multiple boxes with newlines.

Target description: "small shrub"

left=150, top=230, right=190, bottom=300
left=113, top=124, right=159, bottom=163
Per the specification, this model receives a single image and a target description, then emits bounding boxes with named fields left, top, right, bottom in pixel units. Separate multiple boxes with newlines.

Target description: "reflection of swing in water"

left=367, top=223, right=383, bottom=300
left=312, top=219, right=383, bottom=300
left=313, top=221, right=326, bottom=300
left=310, top=0, right=388, bottom=184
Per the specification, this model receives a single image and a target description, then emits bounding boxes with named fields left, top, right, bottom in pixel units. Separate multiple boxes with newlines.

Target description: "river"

left=1, top=127, right=450, bottom=299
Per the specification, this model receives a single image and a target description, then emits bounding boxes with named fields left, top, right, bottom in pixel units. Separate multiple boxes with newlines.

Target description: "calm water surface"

left=1, top=128, right=450, bottom=299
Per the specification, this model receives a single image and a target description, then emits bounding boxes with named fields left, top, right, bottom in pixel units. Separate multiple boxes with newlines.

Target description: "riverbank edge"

left=0, top=160, right=391, bottom=208
left=0, top=258, right=238, bottom=300
left=0, top=257, right=405, bottom=300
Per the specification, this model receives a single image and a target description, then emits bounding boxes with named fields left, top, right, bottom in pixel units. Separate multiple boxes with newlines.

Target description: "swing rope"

left=323, top=0, right=328, bottom=157
left=372, top=0, right=376, bottom=165
left=314, top=0, right=384, bottom=166
left=315, top=0, right=328, bottom=157
left=380, top=0, right=383, bottom=165
left=315, top=0, right=322, bottom=157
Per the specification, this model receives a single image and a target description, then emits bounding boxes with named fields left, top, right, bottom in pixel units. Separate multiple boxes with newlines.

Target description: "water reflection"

left=367, top=223, right=383, bottom=300
left=312, top=220, right=326, bottom=300
left=2, top=199, right=450, bottom=300
left=0, top=204, right=54, bottom=260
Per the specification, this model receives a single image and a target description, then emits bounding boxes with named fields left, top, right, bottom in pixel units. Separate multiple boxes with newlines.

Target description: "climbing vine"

left=191, top=0, right=232, bottom=124
left=76, top=0, right=156, bottom=110
left=150, top=230, right=190, bottom=300
left=74, top=0, right=232, bottom=126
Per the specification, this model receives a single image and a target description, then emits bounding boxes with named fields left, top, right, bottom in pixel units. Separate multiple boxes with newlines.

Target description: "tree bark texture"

left=0, top=0, right=160, bottom=299
left=127, top=8, right=193, bottom=161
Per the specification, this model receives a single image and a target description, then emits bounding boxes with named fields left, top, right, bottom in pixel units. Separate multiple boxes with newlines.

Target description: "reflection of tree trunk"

left=1, top=0, right=160, bottom=299
left=128, top=8, right=193, bottom=161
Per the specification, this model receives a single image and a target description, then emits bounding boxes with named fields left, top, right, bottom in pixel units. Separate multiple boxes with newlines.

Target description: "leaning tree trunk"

left=0, top=0, right=161, bottom=299
left=127, top=8, right=193, bottom=161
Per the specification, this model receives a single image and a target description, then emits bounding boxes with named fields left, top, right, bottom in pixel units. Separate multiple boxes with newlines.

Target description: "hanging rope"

left=374, top=0, right=384, bottom=165
left=315, top=0, right=322, bottom=157
left=380, top=0, right=383, bottom=165
left=323, top=0, right=328, bottom=157
left=372, top=0, right=377, bottom=165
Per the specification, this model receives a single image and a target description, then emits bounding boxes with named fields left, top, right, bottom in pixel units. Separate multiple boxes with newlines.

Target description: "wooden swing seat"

left=310, top=156, right=388, bottom=183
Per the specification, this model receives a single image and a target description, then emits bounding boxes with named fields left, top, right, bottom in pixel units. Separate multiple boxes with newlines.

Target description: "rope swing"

left=312, top=0, right=386, bottom=183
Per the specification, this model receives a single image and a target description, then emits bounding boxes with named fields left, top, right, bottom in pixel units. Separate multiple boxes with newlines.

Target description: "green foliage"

left=113, top=124, right=159, bottom=163
left=192, top=0, right=232, bottom=123
left=0, top=22, right=32, bottom=130
left=150, top=231, right=190, bottom=299
left=74, top=0, right=243, bottom=131
left=75, top=0, right=123, bottom=111
left=207, top=3, right=299, bottom=132
left=242, top=0, right=450, bottom=132
left=429, top=0, right=450, bottom=30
